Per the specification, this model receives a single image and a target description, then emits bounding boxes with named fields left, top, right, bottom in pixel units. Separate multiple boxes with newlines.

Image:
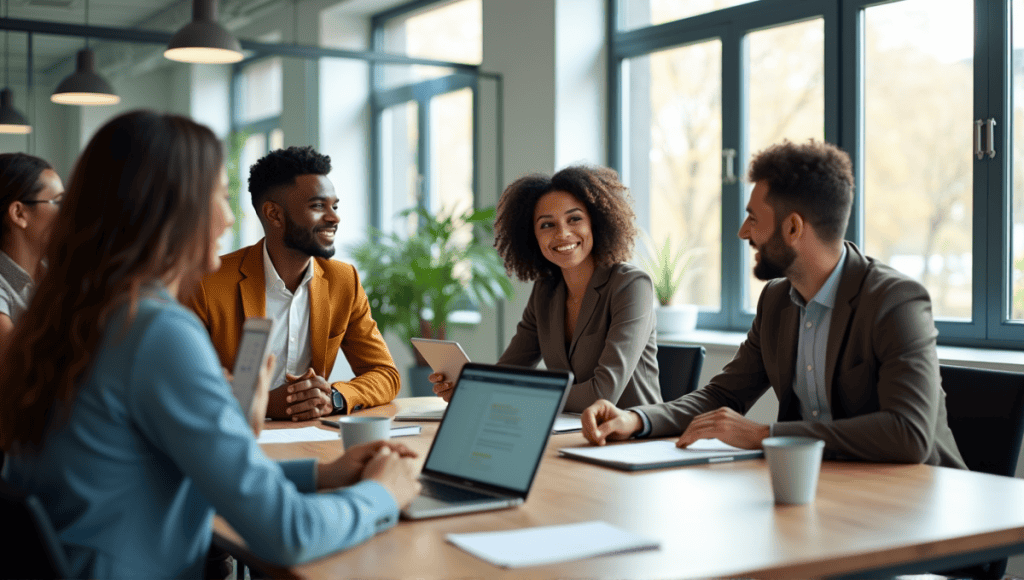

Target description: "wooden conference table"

left=213, top=397, right=1024, bottom=579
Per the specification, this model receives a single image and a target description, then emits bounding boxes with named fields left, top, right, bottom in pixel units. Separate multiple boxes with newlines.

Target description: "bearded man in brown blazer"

left=582, top=140, right=966, bottom=468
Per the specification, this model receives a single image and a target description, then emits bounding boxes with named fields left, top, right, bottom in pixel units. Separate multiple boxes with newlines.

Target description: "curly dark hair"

left=747, top=139, right=854, bottom=243
left=248, top=145, right=331, bottom=215
left=494, top=164, right=638, bottom=281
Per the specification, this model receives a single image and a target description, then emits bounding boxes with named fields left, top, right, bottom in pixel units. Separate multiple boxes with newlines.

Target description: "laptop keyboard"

left=420, top=480, right=495, bottom=502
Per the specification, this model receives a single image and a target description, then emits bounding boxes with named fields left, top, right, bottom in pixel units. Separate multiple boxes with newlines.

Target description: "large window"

left=614, top=0, right=1024, bottom=348
left=229, top=56, right=284, bottom=253
left=372, top=0, right=481, bottom=233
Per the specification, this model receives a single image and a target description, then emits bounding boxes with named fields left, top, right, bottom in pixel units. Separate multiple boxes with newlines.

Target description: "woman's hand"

left=248, top=353, right=276, bottom=436
left=429, top=372, right=455, bottom=402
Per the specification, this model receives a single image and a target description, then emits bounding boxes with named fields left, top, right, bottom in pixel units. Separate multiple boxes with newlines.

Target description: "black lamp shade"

left=164, top=0, right=243, bottom=64
left=0, top=88, right=30, bottom=134
left=51, top=49, right=119, bottom=106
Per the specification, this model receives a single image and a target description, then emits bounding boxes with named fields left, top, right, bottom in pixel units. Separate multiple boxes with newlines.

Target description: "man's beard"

left=283, top=212, right=335, bottom=259
left=752, top=224, right=795, bottom=281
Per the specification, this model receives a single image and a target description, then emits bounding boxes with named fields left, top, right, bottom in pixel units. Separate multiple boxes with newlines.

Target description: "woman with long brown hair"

left=0, top=111, right=420, bottom=578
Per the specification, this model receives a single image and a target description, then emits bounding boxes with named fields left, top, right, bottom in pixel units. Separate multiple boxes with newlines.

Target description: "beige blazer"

left=635, top=242, right=966, bottom=469
left=499, top=262, right=662, bottom=413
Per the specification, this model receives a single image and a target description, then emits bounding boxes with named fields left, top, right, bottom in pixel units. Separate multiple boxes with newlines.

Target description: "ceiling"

left=0, top=0, right=412, bottom=83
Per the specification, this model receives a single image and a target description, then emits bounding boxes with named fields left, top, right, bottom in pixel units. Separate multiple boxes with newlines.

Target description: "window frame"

left=369, top=0, right=481, bottom=231
left=610, top=0, right=1024, bottom=349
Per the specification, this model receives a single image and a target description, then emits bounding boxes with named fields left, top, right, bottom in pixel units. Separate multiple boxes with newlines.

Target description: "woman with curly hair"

left=431, top=164, right=661, bottom=413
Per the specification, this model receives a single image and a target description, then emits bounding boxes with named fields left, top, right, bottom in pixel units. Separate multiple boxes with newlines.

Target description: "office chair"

left=656, top=345, right=706, bottom=402
left=0, top=479, right=71, bottom=579
left=935, top=364, right=1024, bottom=580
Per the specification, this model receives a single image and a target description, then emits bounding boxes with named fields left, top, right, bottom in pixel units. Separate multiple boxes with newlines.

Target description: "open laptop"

left=401, top=363, right=574, bottom=520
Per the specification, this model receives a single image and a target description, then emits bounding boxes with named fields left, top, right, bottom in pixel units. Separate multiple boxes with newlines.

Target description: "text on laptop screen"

left=424, top=368, right=565, bottom=492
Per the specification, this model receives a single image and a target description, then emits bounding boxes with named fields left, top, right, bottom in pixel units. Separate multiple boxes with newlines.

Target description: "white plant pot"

left=656, top=304, right=698, bottom=336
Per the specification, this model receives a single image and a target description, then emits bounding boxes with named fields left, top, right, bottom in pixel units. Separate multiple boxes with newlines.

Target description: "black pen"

left=319, top=419, right=340, bottom=428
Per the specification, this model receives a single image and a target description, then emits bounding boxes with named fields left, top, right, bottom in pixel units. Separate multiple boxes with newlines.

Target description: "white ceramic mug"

left=762, top=436, right=825, bottom=505
left=338, top=416, right=391, bottom=449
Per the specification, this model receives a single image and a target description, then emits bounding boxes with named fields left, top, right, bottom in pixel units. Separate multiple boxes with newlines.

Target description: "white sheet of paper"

left=552, top=414, right=583, bottom=433
left=446, top=521, right=659, bottom=568
left=257, top=426, right=338, bottom=444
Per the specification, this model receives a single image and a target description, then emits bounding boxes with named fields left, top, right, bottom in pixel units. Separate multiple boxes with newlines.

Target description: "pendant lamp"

left=51, top=0, right=119, bottom=106
left=0, top=0, right=30, bottom=133
left=165, top=0, right=244, bottom=64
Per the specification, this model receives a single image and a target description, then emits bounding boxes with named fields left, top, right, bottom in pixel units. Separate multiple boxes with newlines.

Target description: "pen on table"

left=320, top=419, right=340, bottom=428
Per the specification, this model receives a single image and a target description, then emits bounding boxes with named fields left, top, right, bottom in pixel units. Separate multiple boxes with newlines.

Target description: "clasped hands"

left=581, top=399, right=770, bottom=449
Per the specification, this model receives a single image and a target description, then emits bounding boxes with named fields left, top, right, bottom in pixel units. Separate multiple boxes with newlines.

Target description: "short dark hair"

left=747, top=139, right=854, bottom=243
left=248, top=146, right=331, bottom=214
left=0, top=153, right=54, bottom=240
left=494, top=164, right=638, bottom=281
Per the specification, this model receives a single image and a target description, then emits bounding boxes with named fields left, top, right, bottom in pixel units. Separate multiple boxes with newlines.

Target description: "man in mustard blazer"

left=582, top=140, right=965, bottom=468
left=189, top=146, right=399, bottom=421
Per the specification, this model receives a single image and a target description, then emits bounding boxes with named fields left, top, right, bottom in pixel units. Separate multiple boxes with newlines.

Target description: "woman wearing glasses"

left=0, top=153, right=63, bottom=344
left=0, top=111, right=421, bottom=578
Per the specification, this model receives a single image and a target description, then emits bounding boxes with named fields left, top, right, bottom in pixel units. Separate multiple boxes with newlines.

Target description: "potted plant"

left=349, top=204, right=514, bottom=395
left=640, top=235, right=703, bottom=336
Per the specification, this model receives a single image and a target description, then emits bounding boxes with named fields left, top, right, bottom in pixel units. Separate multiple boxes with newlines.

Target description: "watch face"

left=332, top=389, right=344, bottom=410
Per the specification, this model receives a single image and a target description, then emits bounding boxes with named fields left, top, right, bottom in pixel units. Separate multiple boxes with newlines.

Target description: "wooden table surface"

left=214, top=397, right=1024, bottom=579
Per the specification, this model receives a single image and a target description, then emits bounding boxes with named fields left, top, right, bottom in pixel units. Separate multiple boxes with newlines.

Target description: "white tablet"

left=410, top=338, right=471, bottom=383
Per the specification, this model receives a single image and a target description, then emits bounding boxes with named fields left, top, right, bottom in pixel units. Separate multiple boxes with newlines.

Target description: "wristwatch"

left=331, top=387, right=346, bottom=414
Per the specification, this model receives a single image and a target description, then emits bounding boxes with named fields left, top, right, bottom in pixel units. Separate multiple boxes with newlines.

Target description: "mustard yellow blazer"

left=187, top=239, right=400, bottom=412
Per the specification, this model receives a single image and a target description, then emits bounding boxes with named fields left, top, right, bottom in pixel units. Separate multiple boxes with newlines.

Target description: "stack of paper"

left=446, top=521, right=659, bottom=568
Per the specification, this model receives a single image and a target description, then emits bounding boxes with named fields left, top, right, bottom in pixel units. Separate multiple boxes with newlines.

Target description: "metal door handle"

left=723, top=149, right=737, bottom=184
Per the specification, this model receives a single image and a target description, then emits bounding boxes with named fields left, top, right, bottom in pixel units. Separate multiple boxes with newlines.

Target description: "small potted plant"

left=640, top=235, right=703, bottom=335
left=349, top=204, right=514, bottom=395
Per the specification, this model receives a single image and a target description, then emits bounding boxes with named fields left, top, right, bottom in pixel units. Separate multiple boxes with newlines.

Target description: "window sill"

left=660, top=330, right=1024, bottom=372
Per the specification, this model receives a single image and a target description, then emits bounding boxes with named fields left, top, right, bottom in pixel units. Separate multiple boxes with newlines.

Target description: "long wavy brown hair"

left=0, top=110, right=223, bottom=451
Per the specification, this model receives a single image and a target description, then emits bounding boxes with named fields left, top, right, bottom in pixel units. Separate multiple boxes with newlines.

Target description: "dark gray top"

left=498, top=262, right=662, bottom=413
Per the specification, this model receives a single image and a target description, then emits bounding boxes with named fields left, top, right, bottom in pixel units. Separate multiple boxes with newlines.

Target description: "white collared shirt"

left=263, top=243, right=314, bottom=390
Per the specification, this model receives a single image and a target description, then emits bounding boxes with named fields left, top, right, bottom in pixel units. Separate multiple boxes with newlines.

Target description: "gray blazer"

left=499, top=262, right=662, bottom=413
left=635, top=242, right=966, bottom=469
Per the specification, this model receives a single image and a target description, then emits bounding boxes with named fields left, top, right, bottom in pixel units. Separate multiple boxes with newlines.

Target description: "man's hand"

left=675, top=407, right=770, bottom=450
left=429, top=372, right=454, bottom=402
left=266, top=367, right=332, bottom=421
left=362, top=446, right=423, bottom=508
left=581, top=399, right=643, bottom=446
left=316, top=440, right=418, bottom=490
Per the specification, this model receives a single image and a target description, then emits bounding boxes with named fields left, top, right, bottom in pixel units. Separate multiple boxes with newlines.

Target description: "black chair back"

left=656, top=345, right=706, bottom=402
left=937, top=364, right=1024, bottom=579
left=0, top=478, right=71, bottom=579
left=941, top=364, right=1024, bottom=477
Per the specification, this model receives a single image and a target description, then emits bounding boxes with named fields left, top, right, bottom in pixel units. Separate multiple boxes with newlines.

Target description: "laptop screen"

left=423, top=365, right=569, bottom=493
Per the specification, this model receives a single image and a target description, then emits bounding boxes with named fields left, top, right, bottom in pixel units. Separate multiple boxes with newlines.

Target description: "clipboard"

left=410, top=338, right=471, bottom=384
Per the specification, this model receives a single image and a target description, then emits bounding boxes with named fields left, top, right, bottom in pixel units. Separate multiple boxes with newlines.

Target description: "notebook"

left=558, top=439, right=763, bottom=471
left=401, top=363, right=574, bottom=520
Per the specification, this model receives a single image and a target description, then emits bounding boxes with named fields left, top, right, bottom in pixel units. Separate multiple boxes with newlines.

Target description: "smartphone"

left=232, top=317, right=274, bottom=416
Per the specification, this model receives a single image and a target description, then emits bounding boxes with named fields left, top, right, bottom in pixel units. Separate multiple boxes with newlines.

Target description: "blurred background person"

left=0, top=153, right=63, bottom=344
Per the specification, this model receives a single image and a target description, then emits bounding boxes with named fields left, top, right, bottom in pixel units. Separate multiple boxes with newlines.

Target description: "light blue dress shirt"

left=633, top=247, right=848, bottom=438
left=2, top=288, right=398, bottom=579
left=779, top=245, right=848, bottom=432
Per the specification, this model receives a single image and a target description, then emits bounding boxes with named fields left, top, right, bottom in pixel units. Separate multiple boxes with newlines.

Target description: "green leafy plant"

left=225, top=130, right=250, bottom=250
left=640, top=235, right=703, bottom=307
left=349, top=205, right=514, bottom=362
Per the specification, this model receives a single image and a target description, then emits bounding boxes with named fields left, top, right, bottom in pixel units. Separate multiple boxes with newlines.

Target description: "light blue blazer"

left=3, top=288, right=398, bottom=578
